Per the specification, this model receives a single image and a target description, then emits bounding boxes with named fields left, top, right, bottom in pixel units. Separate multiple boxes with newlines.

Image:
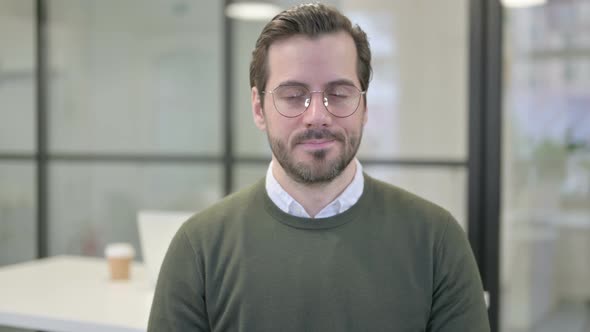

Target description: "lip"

left=297, top=139, right=336, bottom=149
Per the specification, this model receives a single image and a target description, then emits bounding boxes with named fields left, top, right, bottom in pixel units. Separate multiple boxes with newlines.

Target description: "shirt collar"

left=265, top=159, right=364, bottom=219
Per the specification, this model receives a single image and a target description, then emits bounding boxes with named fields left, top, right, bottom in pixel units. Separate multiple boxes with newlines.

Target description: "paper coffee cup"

left=105, top=243, right=135, bottom=281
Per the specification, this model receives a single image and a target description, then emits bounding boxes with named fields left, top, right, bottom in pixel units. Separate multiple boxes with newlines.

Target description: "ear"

left=362, top=102, right=368, bottom=126
left=252, top=87, right=267, bottom=131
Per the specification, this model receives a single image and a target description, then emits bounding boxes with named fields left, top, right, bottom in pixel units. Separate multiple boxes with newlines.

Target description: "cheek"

left=266, top=116, right=296, bottom=139
left=342, top=117, right=364, bottom=135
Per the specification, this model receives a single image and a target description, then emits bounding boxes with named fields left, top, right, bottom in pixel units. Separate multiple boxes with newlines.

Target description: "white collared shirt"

left=265, top=159, right=364, bottom=219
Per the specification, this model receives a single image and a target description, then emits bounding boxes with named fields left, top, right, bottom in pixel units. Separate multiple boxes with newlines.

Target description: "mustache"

left=292, top=129, right=345, bottom=145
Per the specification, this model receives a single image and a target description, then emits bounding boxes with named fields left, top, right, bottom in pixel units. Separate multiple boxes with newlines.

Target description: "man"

left=148, top=3, right=490, bottom=331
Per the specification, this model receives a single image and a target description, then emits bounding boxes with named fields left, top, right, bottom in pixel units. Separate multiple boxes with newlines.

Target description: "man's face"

left=252, top=31, right=368, bottom=184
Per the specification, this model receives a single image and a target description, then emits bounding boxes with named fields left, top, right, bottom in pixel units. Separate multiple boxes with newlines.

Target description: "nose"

left=302, top=91, right=331, bottom=127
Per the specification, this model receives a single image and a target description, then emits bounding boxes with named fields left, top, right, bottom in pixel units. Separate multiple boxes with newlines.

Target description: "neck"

left=272, top=158, right=357, bottom=218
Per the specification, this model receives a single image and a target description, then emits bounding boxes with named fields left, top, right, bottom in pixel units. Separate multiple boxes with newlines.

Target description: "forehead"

left=266, top=31, right=359, bottom=88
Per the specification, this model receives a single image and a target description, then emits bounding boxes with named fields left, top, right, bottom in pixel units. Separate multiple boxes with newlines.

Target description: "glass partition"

left=500, top=1, right=590, bottom=330
left=0, top=0, right=36, bottom=273
left=0, top=162, right=36, bottom=266
left=0, top=0, right=35, bottom=153
left=46, top=0, right=224, bottom=154
left=49, top=163, right=222, bottom=259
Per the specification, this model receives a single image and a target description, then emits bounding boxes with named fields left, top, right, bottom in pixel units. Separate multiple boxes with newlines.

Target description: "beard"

left=268, top=127, right=362, bottom=184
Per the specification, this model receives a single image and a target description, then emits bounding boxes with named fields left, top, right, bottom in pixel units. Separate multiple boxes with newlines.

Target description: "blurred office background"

left=0, top=0, right=588, bottom=331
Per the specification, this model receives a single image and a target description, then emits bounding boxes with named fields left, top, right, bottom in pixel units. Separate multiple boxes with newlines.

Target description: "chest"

left=203, top=226, right=433, bottom=331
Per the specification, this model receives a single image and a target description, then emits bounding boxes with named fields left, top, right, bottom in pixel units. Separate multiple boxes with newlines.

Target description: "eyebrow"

left=325, top=79, right=358, bottom=88
left=276, top=79, right=359, bottom=89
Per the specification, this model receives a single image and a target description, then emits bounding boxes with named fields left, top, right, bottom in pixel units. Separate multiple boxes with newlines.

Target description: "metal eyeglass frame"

left=261, top=85, right=366, bottom=118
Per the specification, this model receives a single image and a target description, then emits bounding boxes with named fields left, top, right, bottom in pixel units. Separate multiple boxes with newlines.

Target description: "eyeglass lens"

left=271, top=84, right=362, bottom=117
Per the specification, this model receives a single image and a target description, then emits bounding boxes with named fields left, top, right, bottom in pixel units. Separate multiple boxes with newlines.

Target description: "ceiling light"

left=225, top=2, right=282, bottom=21
left=501, top=0, right=547, bottom=8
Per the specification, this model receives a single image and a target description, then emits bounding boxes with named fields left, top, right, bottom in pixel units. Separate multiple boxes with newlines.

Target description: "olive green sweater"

left=148, top=175, right=490, bottom=331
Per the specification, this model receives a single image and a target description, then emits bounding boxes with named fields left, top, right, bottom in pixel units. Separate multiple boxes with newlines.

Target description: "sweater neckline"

left=259, top=174, right=371, bottom=230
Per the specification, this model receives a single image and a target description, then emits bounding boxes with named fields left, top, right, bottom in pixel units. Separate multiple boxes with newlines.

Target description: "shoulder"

left=180, top=178, right=265, bottom=243
left=361, top=173, right=465, bottom=255
left=364, top=173, right=456, bottom=228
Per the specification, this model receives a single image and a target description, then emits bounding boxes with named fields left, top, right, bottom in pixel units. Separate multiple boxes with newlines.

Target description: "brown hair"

left=249, top=3, right=372, bottom=107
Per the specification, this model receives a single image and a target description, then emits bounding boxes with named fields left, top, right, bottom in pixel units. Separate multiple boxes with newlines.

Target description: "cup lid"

left=104, top=243, right=135, bottom=258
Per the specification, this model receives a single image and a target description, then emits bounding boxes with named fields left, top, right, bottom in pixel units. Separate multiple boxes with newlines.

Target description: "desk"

left=0, top=256, right=153, bottom=332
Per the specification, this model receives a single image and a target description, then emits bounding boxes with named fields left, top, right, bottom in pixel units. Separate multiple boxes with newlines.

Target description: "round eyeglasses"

left=262, top=84, right=366, bottom=118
